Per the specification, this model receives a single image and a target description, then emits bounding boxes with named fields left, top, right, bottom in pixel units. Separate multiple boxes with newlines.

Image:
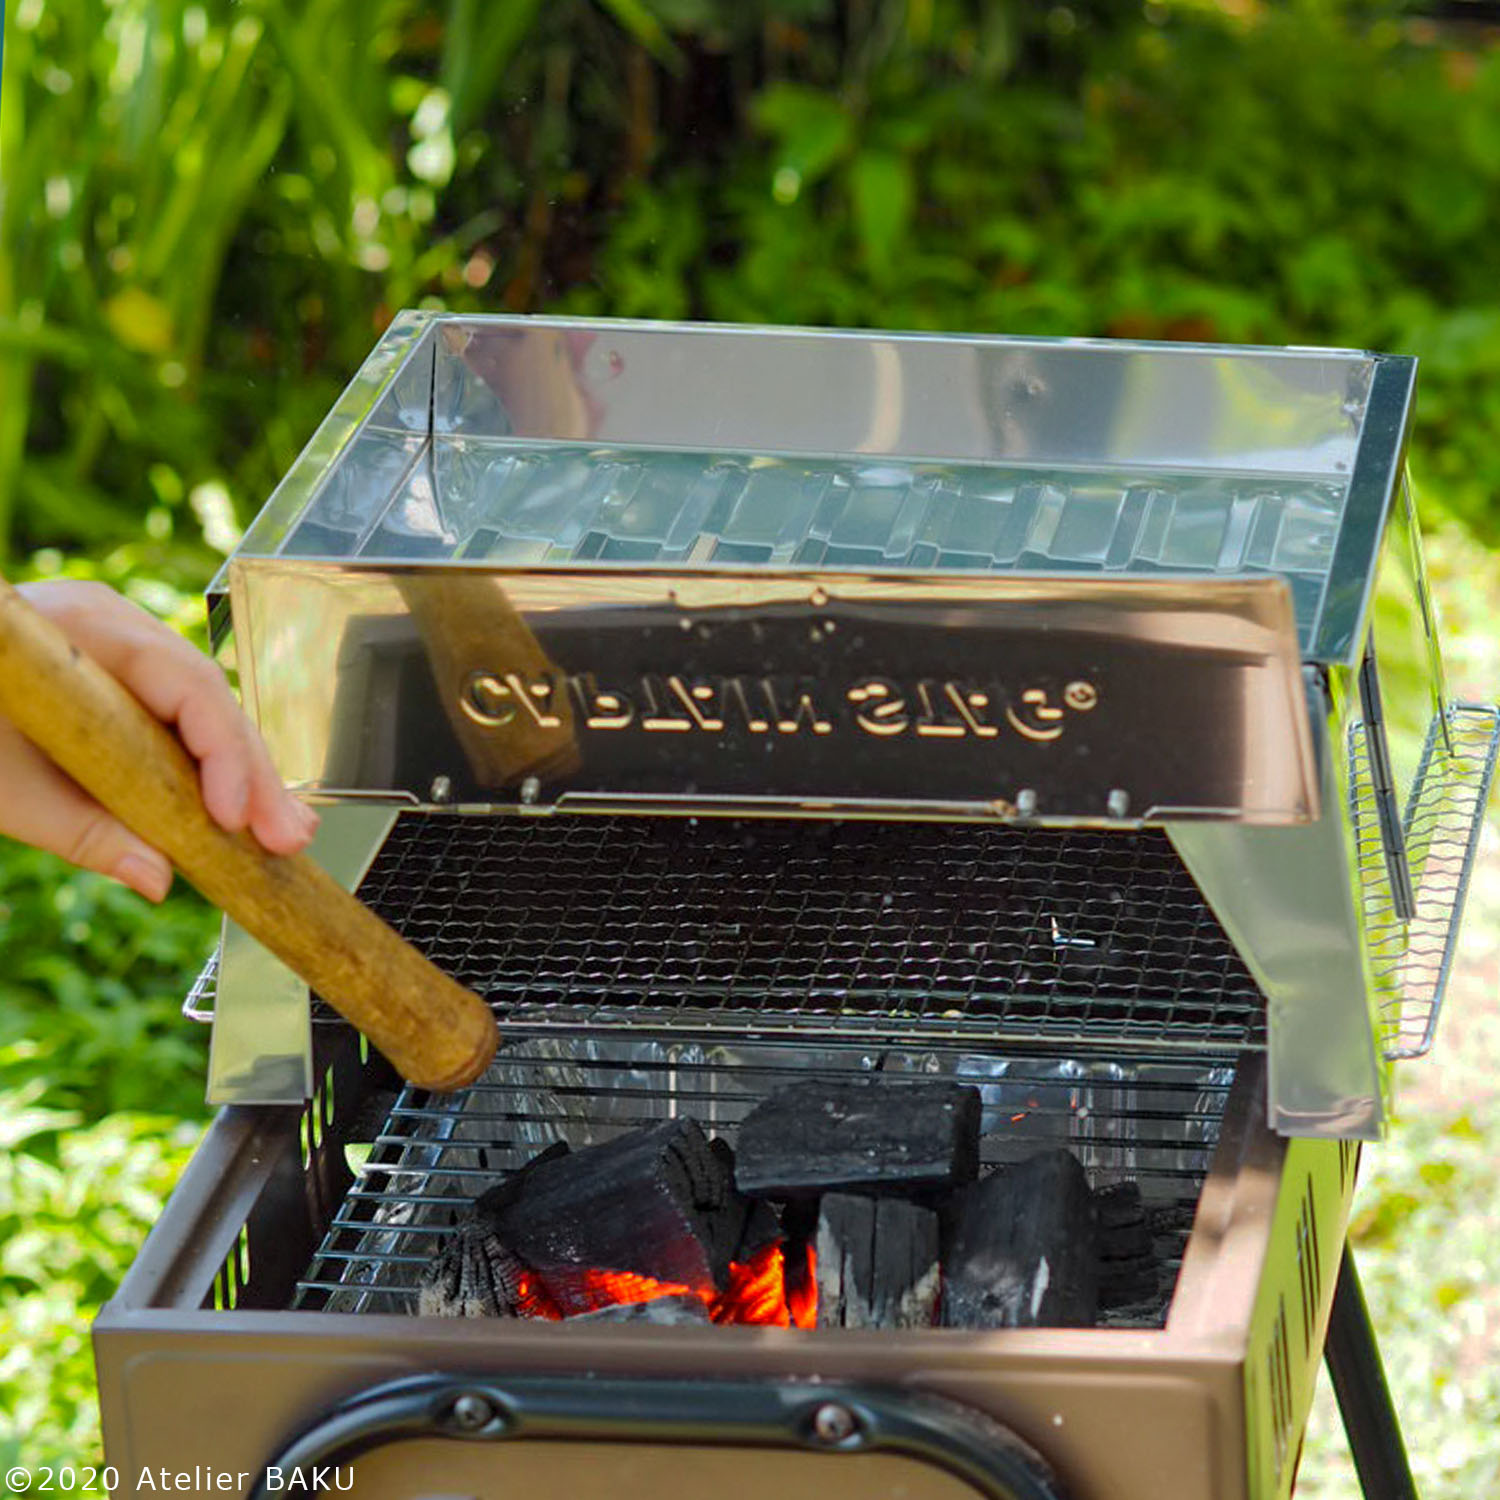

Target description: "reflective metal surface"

left=1169, top=687, right=1388, bottom=1140
left=230, top=564, right=1315, bottom=824
left=207, top=315, right=1494, bottom=1143
left=224, top=316, right=1415, bottom=669
left=205, top=802, right=399, bottom=1105
left=1311, top=355, right=1416, bottom=665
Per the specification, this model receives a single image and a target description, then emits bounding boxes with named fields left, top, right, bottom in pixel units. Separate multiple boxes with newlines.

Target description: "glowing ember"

left=521, top=1241, right=819, bottom=1328
left=785, top=1243, right=818, bottom=1330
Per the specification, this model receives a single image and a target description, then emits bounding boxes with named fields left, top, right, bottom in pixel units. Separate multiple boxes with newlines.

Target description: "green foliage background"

left=2, top=0, right=1500, bottom=1489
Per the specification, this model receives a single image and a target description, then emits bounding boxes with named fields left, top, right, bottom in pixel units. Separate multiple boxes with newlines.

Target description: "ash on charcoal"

left=735, top=1079, right=981, bottom=1199
left=815, top=1193, right=940, bottom=1329
left=418, top=1141, right=571, bottom=1319
left=418, top=1222, right=538, bottom=1319
left=564, top=1295, right=711, bottom=1326
left=941, top=1149, right=1099, bottom=1329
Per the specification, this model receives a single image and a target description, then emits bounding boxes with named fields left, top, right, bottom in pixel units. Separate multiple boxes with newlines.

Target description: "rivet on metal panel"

left=810, top=1402, right=861, bottom=1446
left=448, top=1392, right=500, bottom=1433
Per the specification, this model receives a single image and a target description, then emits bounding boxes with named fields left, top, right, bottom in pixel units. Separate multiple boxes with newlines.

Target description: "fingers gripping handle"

left=0, top=577, right=497, bottom=1091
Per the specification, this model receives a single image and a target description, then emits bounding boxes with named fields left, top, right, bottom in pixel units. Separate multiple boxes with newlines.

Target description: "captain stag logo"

left=459, top=672, right=1100, bottom=744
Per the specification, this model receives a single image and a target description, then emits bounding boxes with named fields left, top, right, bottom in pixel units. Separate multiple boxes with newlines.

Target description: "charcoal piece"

left=564, top=1295, right=711, bottom=1326
left=1093, top=1182, right=1153, bottom=1261
left=816, top=1193, right=940, bottom=1329
left=418, top=1220, right=539, bottom=1319
left=418, top=1140, right=573, bottom=1319
left=1098, top=1260, right=1162, bottom=1310
left=487, top=1117, right=741, bottom=1298
left=737, top=1198, right=783, bottom=1261
left=735, top=1080, right=981, bottom=1199
left=1089, top=1181, right=1159, bottom=1310
left=1092, top=1181, right=1145, bottom=1232
left=940, top=1149, right=1099, bottom=1329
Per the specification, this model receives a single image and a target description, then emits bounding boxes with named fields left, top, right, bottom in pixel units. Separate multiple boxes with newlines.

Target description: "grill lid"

left=215, top=315, right=1400, bottom=823
left=233, top=316, right=1414, bottom=671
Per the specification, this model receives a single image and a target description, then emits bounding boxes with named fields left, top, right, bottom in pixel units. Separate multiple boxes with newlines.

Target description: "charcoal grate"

left=293, top=1039, right=1232, bottom=1330
left=342, top=817, right=1267, bottom=1052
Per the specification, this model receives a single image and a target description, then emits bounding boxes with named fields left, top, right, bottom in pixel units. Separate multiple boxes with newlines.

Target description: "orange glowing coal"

left=710, top=1241, right=818, bottom=1329
left=519, top=1241, right=818, bottom=1328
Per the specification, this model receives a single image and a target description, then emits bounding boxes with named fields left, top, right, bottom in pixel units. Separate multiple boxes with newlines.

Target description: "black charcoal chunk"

left=940, top=1149, right=1099, bottom=1329
left=816, top=1193, right=940, bottom=1329
left=418, top=1220, right=536, bottom=1319
left=1098, top=1260, right=1163, bottom=1310
left=489, top=1117, right=740, bottom=1297
left=735, top=1079, right=982, bottom=1199
left=1094, top=1181, right=1153, bottom=1261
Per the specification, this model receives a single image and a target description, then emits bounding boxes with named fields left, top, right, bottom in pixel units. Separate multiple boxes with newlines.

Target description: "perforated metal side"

left=346, top=816, right=1267, bottom=1052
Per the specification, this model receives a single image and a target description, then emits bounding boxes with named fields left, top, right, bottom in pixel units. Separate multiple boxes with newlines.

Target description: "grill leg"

left=1324, top=1245, right=1419, bottom=1500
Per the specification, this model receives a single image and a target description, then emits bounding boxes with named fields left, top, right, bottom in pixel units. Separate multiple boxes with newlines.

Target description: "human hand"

left=0, top=579, right=317, bottom=901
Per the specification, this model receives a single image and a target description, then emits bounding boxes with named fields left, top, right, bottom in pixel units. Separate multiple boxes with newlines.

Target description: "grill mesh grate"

left=347, top=817, right=1267, bottom=1051
left=293, top=1040, right=1232, bottom=1330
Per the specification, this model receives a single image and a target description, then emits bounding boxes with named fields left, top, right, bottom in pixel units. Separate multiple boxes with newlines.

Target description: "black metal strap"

left=247, top=1374, right=1072, bottom=1500
left=1325, top=1245, right=1419, bottom=1500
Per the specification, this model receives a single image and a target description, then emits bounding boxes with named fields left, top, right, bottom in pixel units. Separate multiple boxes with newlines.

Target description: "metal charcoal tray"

left=293, top=1039, right=1232, bottom=1331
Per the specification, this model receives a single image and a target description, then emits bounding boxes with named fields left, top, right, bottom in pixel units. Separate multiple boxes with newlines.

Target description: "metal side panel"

left=206, top=802, right=399, bottom=1105
left=1240, top=1135, right=1358, bottom=1500
left=1168, top=688, right=1387, bottom=1139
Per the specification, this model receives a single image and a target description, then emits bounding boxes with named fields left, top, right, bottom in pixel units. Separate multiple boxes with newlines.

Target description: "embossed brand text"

left=459, top=672, right=1098, bottom=742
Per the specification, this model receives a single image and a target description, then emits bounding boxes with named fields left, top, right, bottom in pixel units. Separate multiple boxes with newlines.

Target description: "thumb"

left=0, top=720, right=174, bottom=901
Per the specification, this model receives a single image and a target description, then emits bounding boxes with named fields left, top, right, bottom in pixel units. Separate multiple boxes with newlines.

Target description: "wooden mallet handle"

left=0, top=578, right=496, bottom=1092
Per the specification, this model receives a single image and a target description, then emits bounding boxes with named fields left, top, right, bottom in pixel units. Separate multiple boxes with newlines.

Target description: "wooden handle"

left=0, top=578, right=497, bottom=1092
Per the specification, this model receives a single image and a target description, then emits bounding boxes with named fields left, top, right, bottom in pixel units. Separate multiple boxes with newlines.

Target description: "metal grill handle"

left=245, top=1374, right=1072, bottom=1500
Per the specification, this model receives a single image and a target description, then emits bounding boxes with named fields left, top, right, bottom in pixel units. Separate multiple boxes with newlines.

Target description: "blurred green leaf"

left=595, top=0, right=686, bottom=72
left=101, top=288, right=174, bottom=356
left=850, top=148, right=912, bottom=279
left=754, top=82, right=854, bottom=191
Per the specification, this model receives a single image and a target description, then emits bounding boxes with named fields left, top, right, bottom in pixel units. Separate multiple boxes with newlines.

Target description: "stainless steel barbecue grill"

left=95, top=317, right=1499, bottom=1500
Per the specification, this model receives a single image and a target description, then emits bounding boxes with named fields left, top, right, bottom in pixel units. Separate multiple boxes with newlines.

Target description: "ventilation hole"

left=1296, top=1202, right=1313, bottom=1353
left=1305, top=1184, right=1322, bottom=1319
left=1267, top=1298, right=1294, bottom=1479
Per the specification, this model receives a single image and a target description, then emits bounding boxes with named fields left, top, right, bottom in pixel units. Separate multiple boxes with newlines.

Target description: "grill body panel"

left=96, top=1039, right=1349, bottom=1500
